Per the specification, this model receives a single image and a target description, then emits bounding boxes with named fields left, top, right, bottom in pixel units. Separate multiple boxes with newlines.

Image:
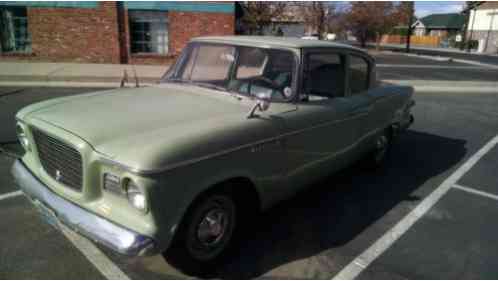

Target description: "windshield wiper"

left=164, top=79, right=245, bottom=100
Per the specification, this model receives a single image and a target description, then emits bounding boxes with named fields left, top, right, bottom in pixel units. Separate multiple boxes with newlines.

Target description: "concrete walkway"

left=0, top=61, right=168, bottom=87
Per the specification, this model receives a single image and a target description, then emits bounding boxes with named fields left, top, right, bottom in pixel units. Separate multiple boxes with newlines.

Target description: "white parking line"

left=59, top=224, right=130, bottom=280
left=333, top=134, right=498, bottom=280
left=453, top=184, right=498, bottom=201
left=0, top=190, right=23, bottom=201
left=0, top=189, right=129, bottom=279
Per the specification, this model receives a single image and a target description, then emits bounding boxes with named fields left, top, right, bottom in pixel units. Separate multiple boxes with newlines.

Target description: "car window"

left=304, top=53, right=346, bottom=99
left=230, top=47, right=295, bottom=101
left=235, top=48, right=267, bottom=78
left=165, top=43, right=296, bottom=102
left=179, top=44, right=235, bottom=85
left=349, top=55, right=369, bottom=95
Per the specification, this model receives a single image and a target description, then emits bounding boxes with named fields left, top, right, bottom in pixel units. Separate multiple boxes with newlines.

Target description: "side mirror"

left=247, top=92, right=271, bottom=118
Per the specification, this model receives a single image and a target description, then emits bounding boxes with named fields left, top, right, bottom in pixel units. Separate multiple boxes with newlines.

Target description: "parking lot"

left=1, top=52, right=498, bottom=279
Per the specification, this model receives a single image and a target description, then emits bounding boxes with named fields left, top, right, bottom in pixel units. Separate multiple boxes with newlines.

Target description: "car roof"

left=191, top=36, right=365, bottom=52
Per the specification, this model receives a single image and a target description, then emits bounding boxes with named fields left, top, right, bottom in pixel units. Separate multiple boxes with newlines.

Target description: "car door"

left=275, top=49, right=357, bottom=192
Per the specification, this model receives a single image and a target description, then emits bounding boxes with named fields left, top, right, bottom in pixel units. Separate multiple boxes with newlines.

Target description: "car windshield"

left=162, top=43, right=296, bottom=101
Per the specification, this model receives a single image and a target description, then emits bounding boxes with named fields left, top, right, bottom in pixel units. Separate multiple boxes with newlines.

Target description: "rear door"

left=277, top=49, right=356, bottom=191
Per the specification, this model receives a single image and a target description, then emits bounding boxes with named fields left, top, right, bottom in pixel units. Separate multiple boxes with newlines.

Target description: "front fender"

left=149, top=145, right=280, bottom=252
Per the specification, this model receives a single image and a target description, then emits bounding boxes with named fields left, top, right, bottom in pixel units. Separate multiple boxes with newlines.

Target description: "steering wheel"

left=246, top=76, right=287, bottom=99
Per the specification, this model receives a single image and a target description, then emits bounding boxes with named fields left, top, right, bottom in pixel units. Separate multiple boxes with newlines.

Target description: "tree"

left=345, top=2, right=398, bottom=48
left=239, top=2, right=288, bottom=35
left=303, top=2, right=336, bottom=39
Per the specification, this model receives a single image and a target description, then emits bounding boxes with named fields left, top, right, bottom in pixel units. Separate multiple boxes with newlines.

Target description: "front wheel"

left=164, top=192, right=236, bottom=276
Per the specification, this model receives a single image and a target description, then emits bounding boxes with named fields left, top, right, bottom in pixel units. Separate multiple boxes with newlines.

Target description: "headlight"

left=125, top=179, right=148, bottom=213
left=16, top=122, right=30, bottom=151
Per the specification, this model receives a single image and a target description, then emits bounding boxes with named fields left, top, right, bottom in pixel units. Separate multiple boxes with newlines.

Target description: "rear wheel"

left=164, top=191, right=236, bottom=276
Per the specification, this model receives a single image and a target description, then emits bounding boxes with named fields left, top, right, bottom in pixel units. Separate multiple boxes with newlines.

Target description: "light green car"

left=12, top=36, right=414, bottom=274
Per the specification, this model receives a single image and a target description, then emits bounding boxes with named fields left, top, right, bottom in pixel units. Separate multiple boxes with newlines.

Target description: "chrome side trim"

left=99, top=113, right=371, bottom=176
left=11, top=160, right=157, bottom=256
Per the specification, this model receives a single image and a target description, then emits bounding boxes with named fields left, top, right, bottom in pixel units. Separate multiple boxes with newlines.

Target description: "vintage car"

left=12, top=36, right=414, bottom=273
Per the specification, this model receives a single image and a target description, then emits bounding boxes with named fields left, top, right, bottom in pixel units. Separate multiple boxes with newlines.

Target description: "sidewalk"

left=0, top=61, right=168, bottom=88
left=0, top=60, right=496, bottom=93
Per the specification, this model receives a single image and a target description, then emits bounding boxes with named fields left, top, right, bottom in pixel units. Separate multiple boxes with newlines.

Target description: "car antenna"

left=130, top=63, right=140, bottom=88
left=120, top=69, right=128, bottom=88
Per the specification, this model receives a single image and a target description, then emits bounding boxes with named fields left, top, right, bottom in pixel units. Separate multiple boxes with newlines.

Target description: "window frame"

left=162, top=41, right=301, bottom=102
left=299, top=48, right=349, bottom=99
left=346, top=52, right=373, bottom=96
left=128, top=10, right=169, bottom=55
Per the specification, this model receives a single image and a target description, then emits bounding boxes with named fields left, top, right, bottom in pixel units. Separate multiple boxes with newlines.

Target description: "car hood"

left=24, top=84, right=259, bottom=167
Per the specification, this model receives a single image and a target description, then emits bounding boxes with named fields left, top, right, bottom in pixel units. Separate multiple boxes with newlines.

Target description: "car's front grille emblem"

left=55, top=170, right=62, bottom=181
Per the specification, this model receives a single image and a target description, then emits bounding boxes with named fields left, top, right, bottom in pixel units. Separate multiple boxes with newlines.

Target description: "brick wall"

left=1, top=3, right=235, bottom=64
left=27, top=2, right=121, bottom=63
left=169, top=11, right=235, bottom=55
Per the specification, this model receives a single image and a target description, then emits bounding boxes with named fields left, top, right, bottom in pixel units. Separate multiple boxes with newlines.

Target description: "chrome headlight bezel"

left=16, top=122, right=30, bottom=152
left=124, top=178, right=148, bottom=213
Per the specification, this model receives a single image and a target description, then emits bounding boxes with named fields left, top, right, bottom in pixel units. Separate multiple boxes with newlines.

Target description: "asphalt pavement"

left=1, top=53, right=498, bottom=279
left=370, top=43, right=498, bottom=66
left=374, top=52, right=498, bottom=82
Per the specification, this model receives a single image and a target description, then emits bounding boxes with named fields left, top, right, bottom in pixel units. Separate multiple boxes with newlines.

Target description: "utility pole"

left=405, top=1, right=415, bottom=53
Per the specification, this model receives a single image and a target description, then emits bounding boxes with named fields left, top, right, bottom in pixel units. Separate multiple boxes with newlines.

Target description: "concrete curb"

left=0, top=75, right=159, bottom=84
left=383, top=79, right=498, bottom=88
left=382, top=80, right=498, bottom=93
left=0, top=81, right=156, bottom=88
left=393, top=52, right=498, bottom=69
left=0, top=79, right=496, bottom=93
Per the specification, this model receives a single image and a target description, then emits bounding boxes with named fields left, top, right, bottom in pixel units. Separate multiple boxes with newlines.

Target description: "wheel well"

left=209, top=177, right=261, bottom=214
left=184, top=177, right=262, bottom=222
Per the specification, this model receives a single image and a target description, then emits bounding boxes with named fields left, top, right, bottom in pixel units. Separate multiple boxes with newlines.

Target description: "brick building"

left=0, top=1, right=235, bottom=64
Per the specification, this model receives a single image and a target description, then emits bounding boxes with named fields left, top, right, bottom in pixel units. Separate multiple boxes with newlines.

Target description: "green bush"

left=453, top=40, right=478, bottom=50
left=390, top=27, right=409, bottom=36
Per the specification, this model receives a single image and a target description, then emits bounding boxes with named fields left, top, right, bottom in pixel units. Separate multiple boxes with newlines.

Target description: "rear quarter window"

left=349, top=55, right=370, bottom=95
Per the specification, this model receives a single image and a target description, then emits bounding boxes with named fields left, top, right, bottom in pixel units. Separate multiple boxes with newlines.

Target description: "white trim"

left=332, top=134, right=498, bottom=280
left=0, top=190, right=23, bottom=201
left=412, top=20, right=424, bottom=29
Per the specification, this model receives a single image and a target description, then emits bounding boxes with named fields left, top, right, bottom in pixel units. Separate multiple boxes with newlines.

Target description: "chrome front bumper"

left=11, top=160, right=157, bottom=256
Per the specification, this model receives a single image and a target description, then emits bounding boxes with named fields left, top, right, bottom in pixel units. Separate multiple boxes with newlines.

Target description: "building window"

left=129, top=11, right=168, bottom=55
left=0, top=7, right=31, bottom=53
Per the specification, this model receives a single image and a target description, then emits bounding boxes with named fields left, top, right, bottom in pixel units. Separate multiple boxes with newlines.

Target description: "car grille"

left=31, top=127, right=83, bottom=191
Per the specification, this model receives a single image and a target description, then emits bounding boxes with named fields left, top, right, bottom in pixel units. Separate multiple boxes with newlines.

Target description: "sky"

left=414, top=1, right=465, bottom=18
left=333, top=1, right=465, bottom=19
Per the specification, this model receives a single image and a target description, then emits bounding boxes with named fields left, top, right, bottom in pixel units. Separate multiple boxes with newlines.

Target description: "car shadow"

left=211, top=129, right=467, bottom=279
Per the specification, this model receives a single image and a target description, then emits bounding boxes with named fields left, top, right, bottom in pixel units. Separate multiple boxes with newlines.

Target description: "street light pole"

left=405, top=1, right=414, bottom=53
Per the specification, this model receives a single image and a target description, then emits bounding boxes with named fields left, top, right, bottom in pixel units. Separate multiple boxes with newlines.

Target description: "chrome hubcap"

left=197, top=208, right=228, bottom=246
